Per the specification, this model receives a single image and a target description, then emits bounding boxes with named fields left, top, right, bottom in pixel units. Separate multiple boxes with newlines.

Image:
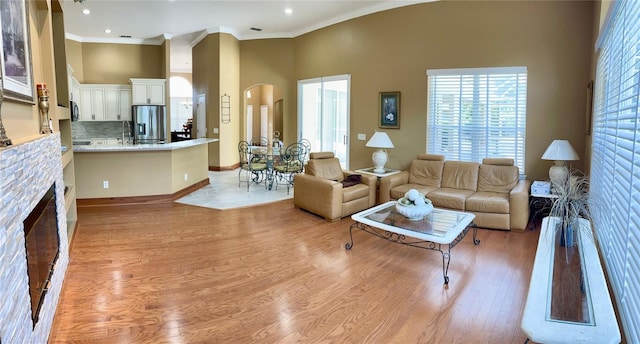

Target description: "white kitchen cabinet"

left=130, top=78, right=165, bottom=105
left=104, top=86, right=132, bottom=121
left=70, top=77, right=81, bottom=103
left=79, top=87, right=105, bottom=121
left=79, top=84, right=132, bottom=121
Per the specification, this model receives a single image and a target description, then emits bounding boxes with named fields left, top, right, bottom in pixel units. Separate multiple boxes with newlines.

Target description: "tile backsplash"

left=72, top=121, right=132, bottom=141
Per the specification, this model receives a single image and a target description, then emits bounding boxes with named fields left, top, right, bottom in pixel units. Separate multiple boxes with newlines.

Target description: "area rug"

left=175, top=169, right=294, bottom=210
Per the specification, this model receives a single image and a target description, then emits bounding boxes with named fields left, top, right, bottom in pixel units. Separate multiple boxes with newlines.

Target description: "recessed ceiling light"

left=284, top=8, right=293, bottom=15
left=82, top=8, right=90, bottom=15
left=104, top=29, right=111, bottom=34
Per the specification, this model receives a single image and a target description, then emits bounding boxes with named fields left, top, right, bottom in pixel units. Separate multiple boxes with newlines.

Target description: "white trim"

left=65, top=33, right=164, bottom=45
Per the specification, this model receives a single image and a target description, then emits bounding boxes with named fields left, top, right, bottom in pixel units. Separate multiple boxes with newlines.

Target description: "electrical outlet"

left=213, top=128, right=219, bottom=134
left=103, top=180, right=109, bottom=189
left=357, top=133, right=366, bottom=141
left=184, top=173, right=188, bottom=181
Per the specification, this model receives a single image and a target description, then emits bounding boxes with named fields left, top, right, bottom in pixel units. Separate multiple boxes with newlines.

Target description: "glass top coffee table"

left=348, top=201, right=478, bottom=285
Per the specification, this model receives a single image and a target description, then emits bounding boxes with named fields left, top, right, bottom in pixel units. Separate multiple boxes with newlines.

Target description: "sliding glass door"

left=298, top=74, right=350, bottom=168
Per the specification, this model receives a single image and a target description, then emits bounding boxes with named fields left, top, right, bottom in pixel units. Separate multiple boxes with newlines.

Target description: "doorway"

left=297, top=74, right=350, bottom=168
left=243, top=84, right=283, bottom=145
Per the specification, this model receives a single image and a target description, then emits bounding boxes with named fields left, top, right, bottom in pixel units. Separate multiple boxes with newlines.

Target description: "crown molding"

left=65, top=33, right=165, bottom=45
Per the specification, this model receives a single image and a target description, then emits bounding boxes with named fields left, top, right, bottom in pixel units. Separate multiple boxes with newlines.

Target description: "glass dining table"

left=250, top=146, right=282, bottom=190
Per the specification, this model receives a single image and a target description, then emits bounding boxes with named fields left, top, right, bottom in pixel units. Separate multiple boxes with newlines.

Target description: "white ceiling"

left=61, top=0, right=429, bottom=73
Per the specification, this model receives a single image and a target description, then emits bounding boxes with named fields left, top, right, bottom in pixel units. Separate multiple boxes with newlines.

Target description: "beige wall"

left=192, top=33, right=241, bottom=170
left=193, top=34, right=221, bottom=167
left=66, top=39, right=84, bottom=81
left=219, top=34, right=240, bottom=168
left=239, top=39, right=295, bottom=147
left=75, top=42, right=163, bottom=84
left=289, top=0, right=594, bottom=180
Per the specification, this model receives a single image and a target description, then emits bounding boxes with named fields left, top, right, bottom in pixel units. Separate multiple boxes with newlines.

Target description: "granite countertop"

left=73, top=138, right=219, bottom=152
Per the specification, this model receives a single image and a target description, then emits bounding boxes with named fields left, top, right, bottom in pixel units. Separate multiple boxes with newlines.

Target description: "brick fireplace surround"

left=0, top=134, right=70, bottom=343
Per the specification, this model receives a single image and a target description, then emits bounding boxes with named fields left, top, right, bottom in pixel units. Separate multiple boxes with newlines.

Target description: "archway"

left=169, top=76, right=193, bottom=133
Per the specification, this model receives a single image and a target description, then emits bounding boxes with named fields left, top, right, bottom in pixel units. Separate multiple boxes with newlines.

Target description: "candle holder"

left=0, top=72, right=13, bottom=147
left=37, top=83, right=53, bottom=134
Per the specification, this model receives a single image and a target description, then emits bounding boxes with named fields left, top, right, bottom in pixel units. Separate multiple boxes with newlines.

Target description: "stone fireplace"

left=0, top=134, right=70, bottom=343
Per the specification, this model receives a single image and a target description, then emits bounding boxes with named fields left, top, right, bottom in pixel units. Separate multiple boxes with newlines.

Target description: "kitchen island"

left=74, top=138, right=218, bottom=203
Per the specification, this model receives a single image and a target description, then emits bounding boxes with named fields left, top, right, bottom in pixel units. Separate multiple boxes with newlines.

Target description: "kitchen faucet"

left=122, top=120, right=131, bottom=144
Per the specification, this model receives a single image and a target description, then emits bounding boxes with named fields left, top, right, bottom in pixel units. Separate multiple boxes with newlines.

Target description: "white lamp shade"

left=541, top=140, right=579, bottom=161
left=366, top=131, right=394, bottom=148
left=366, top=131, right=394, bottom=173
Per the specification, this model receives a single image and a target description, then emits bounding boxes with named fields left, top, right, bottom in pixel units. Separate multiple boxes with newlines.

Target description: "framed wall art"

left=0, top=0, right=34, bottom=103
left=379, top=91, right=400, bottom=128
left=585, top=80, right=594, bottom=135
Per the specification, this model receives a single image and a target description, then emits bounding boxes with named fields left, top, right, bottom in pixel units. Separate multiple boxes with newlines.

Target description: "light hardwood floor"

left=49, top=200, right=539, bottom=343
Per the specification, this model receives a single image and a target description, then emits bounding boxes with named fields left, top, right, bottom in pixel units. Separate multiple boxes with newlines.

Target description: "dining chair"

left=274, top=142, right=306, bottom=194
left=238, top=141, right=267, bottom=191
left=298, top=138, right=311, bottom=168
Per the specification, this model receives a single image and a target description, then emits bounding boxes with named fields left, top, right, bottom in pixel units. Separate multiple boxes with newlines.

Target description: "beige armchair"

left=294, top=152, right=376, bottom=221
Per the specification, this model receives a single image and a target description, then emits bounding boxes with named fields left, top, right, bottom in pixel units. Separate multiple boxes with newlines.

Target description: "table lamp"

left=541, top=139, right=579, bottom=193
left=366, top=131, right=394, bottom=173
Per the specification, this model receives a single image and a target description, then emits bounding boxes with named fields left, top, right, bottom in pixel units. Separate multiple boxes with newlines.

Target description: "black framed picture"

left=0, top=0, right=34, bottom=103
left=379, top=91, right=400, bottom=128
left=585, top=80, right=593, bottom=135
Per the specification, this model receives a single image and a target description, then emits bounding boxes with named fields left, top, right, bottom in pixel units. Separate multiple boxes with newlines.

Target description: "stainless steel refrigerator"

left=132, top=105, right=166, bottom=144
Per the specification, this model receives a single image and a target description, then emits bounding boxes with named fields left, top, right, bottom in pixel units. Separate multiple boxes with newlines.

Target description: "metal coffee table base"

left=345, top=222, right=480, bottom=285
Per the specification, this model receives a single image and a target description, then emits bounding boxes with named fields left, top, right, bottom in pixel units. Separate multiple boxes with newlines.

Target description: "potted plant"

left=547, top=169, right=592, bottom=249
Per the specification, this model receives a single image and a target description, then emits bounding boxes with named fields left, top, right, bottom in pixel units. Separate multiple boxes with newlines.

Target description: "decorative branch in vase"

left=547, top=169, right=592, bottom=256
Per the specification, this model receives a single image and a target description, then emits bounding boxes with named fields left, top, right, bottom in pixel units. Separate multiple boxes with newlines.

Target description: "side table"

left=355, top=167, right=401, bottom=204
left=528, top=192, right=558, bottom=230
left=354, top=167, right=401, bottom=178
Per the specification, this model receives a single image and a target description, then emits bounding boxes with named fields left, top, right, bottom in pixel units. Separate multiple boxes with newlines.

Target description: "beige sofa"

left=379, top=154, right=530, bottom=231
left=294, top=152, right=377, bottom=221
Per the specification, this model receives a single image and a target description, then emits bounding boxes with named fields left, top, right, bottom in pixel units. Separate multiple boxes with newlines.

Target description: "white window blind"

left=590, top=1, right=640, bottom=343
left=426, top=67, right=527, bottom=174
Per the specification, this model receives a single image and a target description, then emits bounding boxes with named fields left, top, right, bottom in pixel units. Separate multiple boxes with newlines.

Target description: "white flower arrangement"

left=397, top=189, right=432, bottom=207
left=396, top=189, right=433, bottom=220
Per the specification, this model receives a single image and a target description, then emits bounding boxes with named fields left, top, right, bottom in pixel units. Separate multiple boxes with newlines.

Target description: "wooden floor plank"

left=49, top=200, right=539, bottom=343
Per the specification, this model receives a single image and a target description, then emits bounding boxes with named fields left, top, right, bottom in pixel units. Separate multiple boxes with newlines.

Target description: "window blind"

left=426, top=67, right=527, bottom=174
left=590, top=1, right=640, bottom=343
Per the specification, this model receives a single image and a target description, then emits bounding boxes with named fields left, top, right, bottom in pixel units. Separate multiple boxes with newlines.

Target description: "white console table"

left=521, top=217, right=620, bottom=343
